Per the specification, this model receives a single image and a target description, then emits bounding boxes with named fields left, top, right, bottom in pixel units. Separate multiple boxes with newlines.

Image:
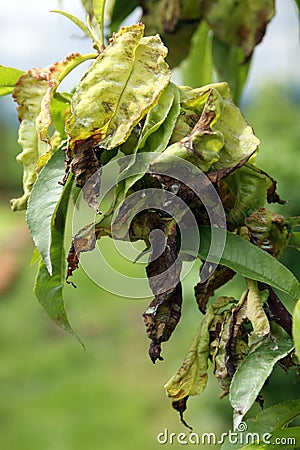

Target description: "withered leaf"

left=194, top=265, right=236, bottom=313
left=142, top=217, right=183, bottom=363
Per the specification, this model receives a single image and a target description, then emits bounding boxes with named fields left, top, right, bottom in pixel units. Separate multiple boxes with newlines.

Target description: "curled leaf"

left=246, top=279, right=270, bottom=338
left=11, top=53, right=96, bottom=210
left=66, top=23, right=171, bottom=152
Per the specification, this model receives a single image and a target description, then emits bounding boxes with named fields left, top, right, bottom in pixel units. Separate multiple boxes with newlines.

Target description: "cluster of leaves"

left=1, top=0, right=300, bottom=445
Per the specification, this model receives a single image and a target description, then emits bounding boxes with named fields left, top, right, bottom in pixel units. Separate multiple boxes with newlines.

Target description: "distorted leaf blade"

left=293, top=298, right=300, bottom=361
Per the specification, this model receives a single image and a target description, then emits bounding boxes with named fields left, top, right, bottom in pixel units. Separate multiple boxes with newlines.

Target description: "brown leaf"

left=194, top=265, right=235, bottom=313
left=142, top=217, right=183, bottom=363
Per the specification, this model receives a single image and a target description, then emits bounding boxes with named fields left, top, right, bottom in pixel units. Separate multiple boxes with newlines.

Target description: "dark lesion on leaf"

left=141, top=215, right=183, bottom=363
left=171, top=396, right=193, bottom=431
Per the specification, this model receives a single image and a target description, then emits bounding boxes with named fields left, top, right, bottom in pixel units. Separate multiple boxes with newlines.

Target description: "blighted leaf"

left=245, top=208, right=290, bottom=258
left=160, top=83, right=259, bottom=175
left=229, top=339, right=294, bottom=429
left=221, top=164, right=275, bottom=225
left=26, top=149, right=66, bottom=275
left=293, top=298, right=300, bottom=361
left=165, top=296, right=231, bottom=425
left=10, top=53, right=96, bottom=211
left=142, top=217, right=182, bottom=363
left=194, top=265, right=235, bottom=313
left=198, top=226, right=300, bottom=301
left=34, top=175, right=83, bottom=346
left=201, top=0, right=275, bottom=59
left=221, top=400, right=300, bottom=450
left=259, top=283, right=292, bottom=336
left=66, top=23, right=171, bottom=152
left=0, top=65, right=23, bottom=96
left=246, top=279, right=270, bottom=338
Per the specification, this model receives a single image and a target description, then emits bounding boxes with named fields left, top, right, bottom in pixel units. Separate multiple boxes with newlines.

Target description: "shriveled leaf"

left=222, top=165, right=278, bottom=225
left=161, top=83, right=259, bottom=175
left=11, top=53, right=96, bottom=211
left=229, top=339, right=294, bottom=429
left=201, top=0, right=275, bottom=59
left=246, top=279, right=270, bottom=337
left=142, top=217, right=182, bottom=363
left=66, top=23, right=171, bottom=152
left=221, top=400, right=300, bottom=450
left=293, top=298, right=300, bottom=361
left=197, top=227, right=300, bottom=301
left=34, top=175, right=83, bottom=346
left=194, top=265, right=235, bottom=313
left=0, top=65, right=23, bottom=96
left=26, top=149, right=66, bottom=275
left=165, top=296, right=231, bottom=400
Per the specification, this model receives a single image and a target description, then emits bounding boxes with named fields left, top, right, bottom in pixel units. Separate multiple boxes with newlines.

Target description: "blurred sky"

left=0, top=0, right=300, bottom=111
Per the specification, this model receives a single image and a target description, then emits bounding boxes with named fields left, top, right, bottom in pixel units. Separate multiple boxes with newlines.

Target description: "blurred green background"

left=1, top=2, right=300, bottom=449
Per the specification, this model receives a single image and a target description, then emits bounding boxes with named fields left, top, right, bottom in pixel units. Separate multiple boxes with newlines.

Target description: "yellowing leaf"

left=66, top=23, right=171, bottom=152
left=10, top=53, right=96, bottom=211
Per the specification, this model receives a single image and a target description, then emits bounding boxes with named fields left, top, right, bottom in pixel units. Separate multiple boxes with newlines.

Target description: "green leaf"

left=26, top=149, right=66, bottom=275
left=196, top=227, right=300, bottom=301
left=293, top=298, right=300, bottom=361
left=221, top=400, right=300, bottom=450
left=34, top=174, right=83, bottom=346
left=66, top=23, right=171, bottom=151
left=51, top=9, right=95, bottom=41
left=0, top=65, right=23, bottom=96
left=93, top=0, right=105, bottom=33
left=229, top=339, right=294, bottom=429
left=212, top=35, right=251, bottom=104
left=181, top=20, right=213, bottom=88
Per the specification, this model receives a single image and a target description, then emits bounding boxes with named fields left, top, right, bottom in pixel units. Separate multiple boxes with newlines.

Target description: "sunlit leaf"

left=229, top=339, right=294, bottom=429
left=0, top=65, right=23, bottom=96
left=26, top=149, right=66, bottom=275
left=66, top=23, right=171, bottom=151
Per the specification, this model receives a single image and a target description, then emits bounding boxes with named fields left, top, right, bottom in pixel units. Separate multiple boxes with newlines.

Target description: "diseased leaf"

left=246, top=279, right=270, bottom=337
left=293, top=298, right=300, bottom=361
left=34, top=175, right=83, bottom=346
left=194, top=265, right=235, bottom=313
left=221, top=400, right=300, bottom=450
left=160, top=83, right=259, bottom=174
left=229, top=339, right=294, bottom=429
left=26, top=149, right=66, bottom=275
left=0, top=65, right=23, bottom=96
left=10, top=53, right=96, bottom=211
left=165, top=297, right=232, bottom=425
left=201, top=0, right=275, bottom=59
left=142, top=217, right=182, bottom=363
left=66, top=23, right=171, bottom=152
